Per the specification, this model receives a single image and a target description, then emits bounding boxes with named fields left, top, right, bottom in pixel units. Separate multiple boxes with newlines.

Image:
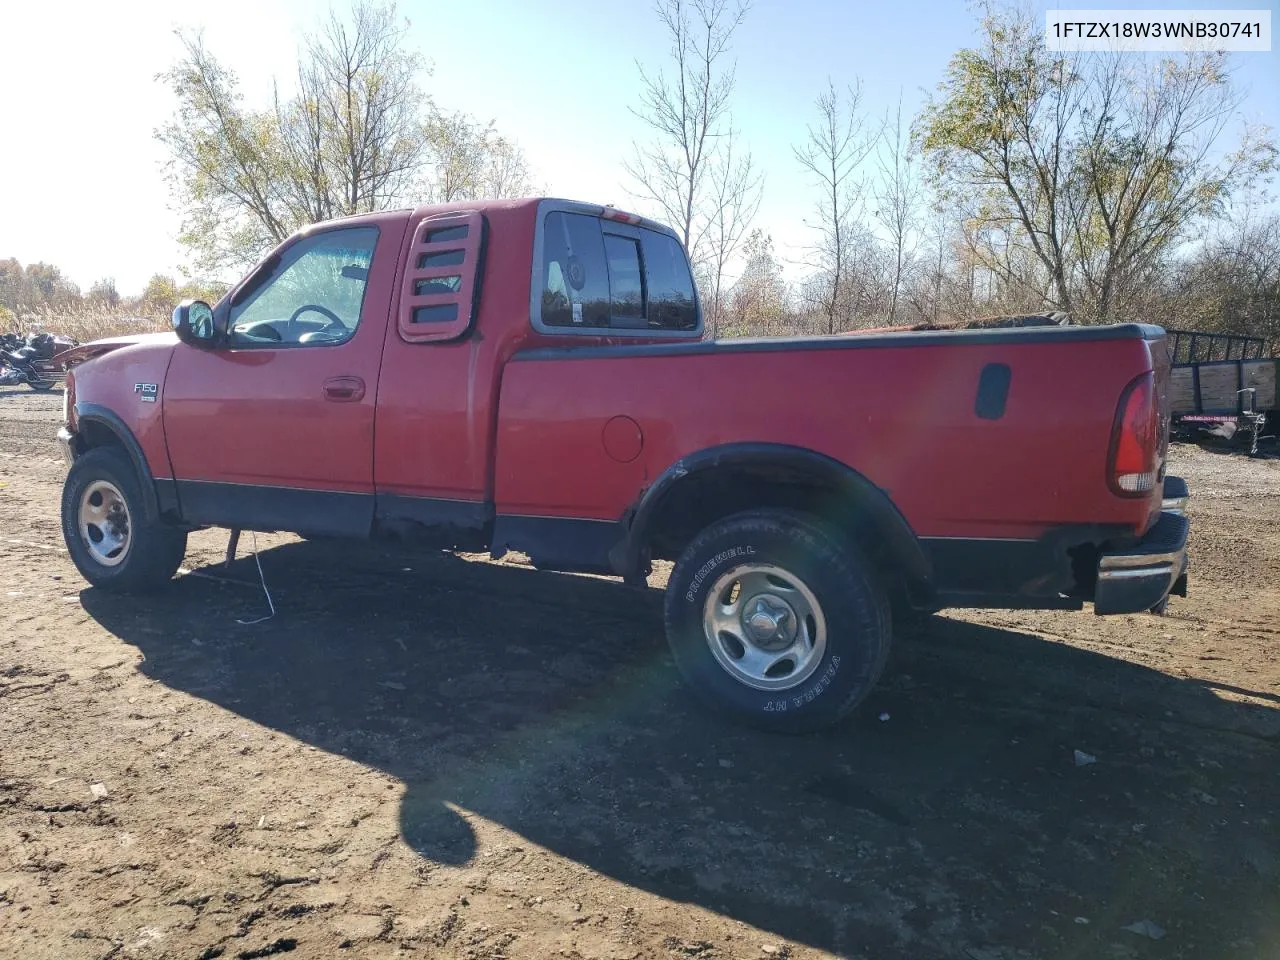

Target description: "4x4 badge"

left=134, top=383, right=157, bottom=403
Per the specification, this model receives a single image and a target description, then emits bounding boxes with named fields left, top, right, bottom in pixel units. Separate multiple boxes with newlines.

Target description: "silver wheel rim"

left=78, top=480, right=131, bottom=567
left=702, top=563, right=827, bottom=691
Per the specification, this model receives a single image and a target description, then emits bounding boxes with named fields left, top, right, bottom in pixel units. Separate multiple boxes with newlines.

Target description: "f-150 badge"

left=134, top=383, right=157, bottom=403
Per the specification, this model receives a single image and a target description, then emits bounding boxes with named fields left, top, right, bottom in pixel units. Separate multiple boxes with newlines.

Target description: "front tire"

left=61, top=447, right=187, bottom=592
left=664, top=509, right=891, bottom=733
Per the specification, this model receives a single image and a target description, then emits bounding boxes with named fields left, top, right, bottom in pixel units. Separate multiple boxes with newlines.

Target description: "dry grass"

left=6, top=306, right=170, bottom=343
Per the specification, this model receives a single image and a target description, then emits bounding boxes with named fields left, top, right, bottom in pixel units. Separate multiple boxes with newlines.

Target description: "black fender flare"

left=73, top=403, right=161, bottom=521
left=612, top=442, right=932, bottom=586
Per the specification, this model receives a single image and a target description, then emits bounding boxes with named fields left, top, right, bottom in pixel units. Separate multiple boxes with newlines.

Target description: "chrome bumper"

left=1161, top=475, right=1189, bottom=516
left=56, top=425, right=75, bottom=466
left=1095, top=480, right=1190, bottom=615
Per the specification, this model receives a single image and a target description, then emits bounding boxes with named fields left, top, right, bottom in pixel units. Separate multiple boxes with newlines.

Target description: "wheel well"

left=639, top=461, right=929, bottom=599
left=76, top=419, right=128, bottom=456
left=71, top=413, right=161, bottom=521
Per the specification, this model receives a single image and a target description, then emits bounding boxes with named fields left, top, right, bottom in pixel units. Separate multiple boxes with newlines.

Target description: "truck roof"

left=300, top=197, right=658, bottom=234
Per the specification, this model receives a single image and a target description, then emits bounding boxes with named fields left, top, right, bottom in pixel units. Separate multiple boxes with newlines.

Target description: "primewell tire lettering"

left=684, top=545, right=756, bottom=602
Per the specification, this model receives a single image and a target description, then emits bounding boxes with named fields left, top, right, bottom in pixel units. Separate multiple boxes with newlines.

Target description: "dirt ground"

left=1, top=386, right=1277, bottom=960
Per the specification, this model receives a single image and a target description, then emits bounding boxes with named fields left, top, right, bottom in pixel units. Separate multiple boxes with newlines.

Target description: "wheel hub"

left=78, top=479, right=132, bottom=567
left=701, top=563, right=828, bottom=692
left=742, top=594, right=797, bottom=650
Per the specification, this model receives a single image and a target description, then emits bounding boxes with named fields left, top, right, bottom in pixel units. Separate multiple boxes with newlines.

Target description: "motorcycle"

left=0, top=331, right=77, bottom=392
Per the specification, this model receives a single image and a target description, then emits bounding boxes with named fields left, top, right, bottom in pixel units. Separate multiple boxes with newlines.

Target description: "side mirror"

left=172, top=300, right=221, bottom=348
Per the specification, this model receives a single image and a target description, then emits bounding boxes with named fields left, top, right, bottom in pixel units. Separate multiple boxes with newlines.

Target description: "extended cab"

left=56, top=198, right=1190, bottom=731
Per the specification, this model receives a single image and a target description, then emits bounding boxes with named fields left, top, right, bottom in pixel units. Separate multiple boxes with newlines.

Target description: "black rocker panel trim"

left=373, top=494, right=493, bottom=549
left=491, top=515, right=624, bottom=575
left=174, top=480, right=374, bottom=537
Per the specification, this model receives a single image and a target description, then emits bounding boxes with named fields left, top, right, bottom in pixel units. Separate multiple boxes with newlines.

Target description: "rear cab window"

left=533, top=203, right=699, bottom=336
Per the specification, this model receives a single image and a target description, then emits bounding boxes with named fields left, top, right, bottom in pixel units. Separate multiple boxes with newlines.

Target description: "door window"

left=230, top=226, right=379, bottom=347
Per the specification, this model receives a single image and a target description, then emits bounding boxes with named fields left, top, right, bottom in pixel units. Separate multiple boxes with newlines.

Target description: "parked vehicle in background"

left=52, top=197, right=1191, bottom=731
left=1168, top=329, right=1277, bottom=455
left=0, top=331, right=75, bottom=391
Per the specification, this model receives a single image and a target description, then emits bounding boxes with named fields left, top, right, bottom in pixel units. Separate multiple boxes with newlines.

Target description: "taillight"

left=601, top=206, right=643, bottom=225
left=1108, top=371, right=1159, bottom=496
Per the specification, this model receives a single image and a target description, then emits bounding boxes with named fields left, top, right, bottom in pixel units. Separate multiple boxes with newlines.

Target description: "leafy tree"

left=0, top=258, right=23, bottom=314
left=88, top=278, right=121, bottom=307
left=725, top=229, right=787, bottom=335
left=141, top=274, right=181, bottom=313
left=916, top=1, right=1276, bottom=323
left=423, top=110, right=537, bottom=202
left=22, top=262, right=80, bottom=311
left=157, top=1, right=535, bottom=276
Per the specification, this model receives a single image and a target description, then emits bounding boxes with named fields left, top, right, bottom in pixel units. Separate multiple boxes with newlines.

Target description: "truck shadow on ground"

left=81, top=538, right=1279, bottom=958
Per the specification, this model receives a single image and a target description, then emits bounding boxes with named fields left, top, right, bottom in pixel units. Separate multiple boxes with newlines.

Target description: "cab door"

left=163, top=220, right=405, bottom=535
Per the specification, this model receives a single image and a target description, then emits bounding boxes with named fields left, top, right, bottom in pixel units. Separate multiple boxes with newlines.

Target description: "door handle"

left=323, top=376, right=365, bottom=402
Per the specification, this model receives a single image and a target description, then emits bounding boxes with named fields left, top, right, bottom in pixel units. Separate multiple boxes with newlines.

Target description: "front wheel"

left=61, top=447, right=187, bottom=592
left=664, top=509, right=891, bottom=733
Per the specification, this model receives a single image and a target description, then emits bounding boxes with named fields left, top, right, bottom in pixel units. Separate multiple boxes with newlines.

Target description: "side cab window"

left=534, top=206, right=699, bottom=335
left=398, top=210, right=487, bottom=344
left=229, top=226, right=379, bottom=347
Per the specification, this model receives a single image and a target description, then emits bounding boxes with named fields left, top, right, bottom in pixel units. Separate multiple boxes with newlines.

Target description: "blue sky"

left=1, top=0, right=1276, bottom=294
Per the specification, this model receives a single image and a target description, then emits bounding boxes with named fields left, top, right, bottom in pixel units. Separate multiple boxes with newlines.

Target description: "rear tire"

left=664, top=509, right=891, bottom=733
left=61, top=447, right=187, bottom=592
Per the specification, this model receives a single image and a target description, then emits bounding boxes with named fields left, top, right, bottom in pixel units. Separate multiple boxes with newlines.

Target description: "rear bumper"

left=1094, top=499, right=1189, bottom=616
left=1162, top=475, right=1188, bottom=515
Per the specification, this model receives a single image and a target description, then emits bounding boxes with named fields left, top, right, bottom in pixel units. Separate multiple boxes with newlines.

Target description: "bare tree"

left=874, top=94, right=922, bottom=324
left=289, top=3, right=426, bottom=217
left=701, top=131, right=762, bottom=336
left=1163, top=203, right=1280, bottom=346
left=794, top=80, right=880, bottom=334
left=626, top=0, right=751, bottom=261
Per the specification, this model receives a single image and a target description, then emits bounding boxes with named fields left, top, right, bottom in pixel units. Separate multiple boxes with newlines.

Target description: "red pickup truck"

left=56, top=197, right=1190, bottom=731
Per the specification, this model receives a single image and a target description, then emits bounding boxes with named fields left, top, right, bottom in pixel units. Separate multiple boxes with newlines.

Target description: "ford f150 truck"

left=55, top=197, right=1190, bottom=731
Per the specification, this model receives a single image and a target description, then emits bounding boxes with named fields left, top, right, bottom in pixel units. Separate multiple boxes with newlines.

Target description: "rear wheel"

left=664, top=509, right=891, bottom=733
left=61, top=447, right=187, bottom=592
